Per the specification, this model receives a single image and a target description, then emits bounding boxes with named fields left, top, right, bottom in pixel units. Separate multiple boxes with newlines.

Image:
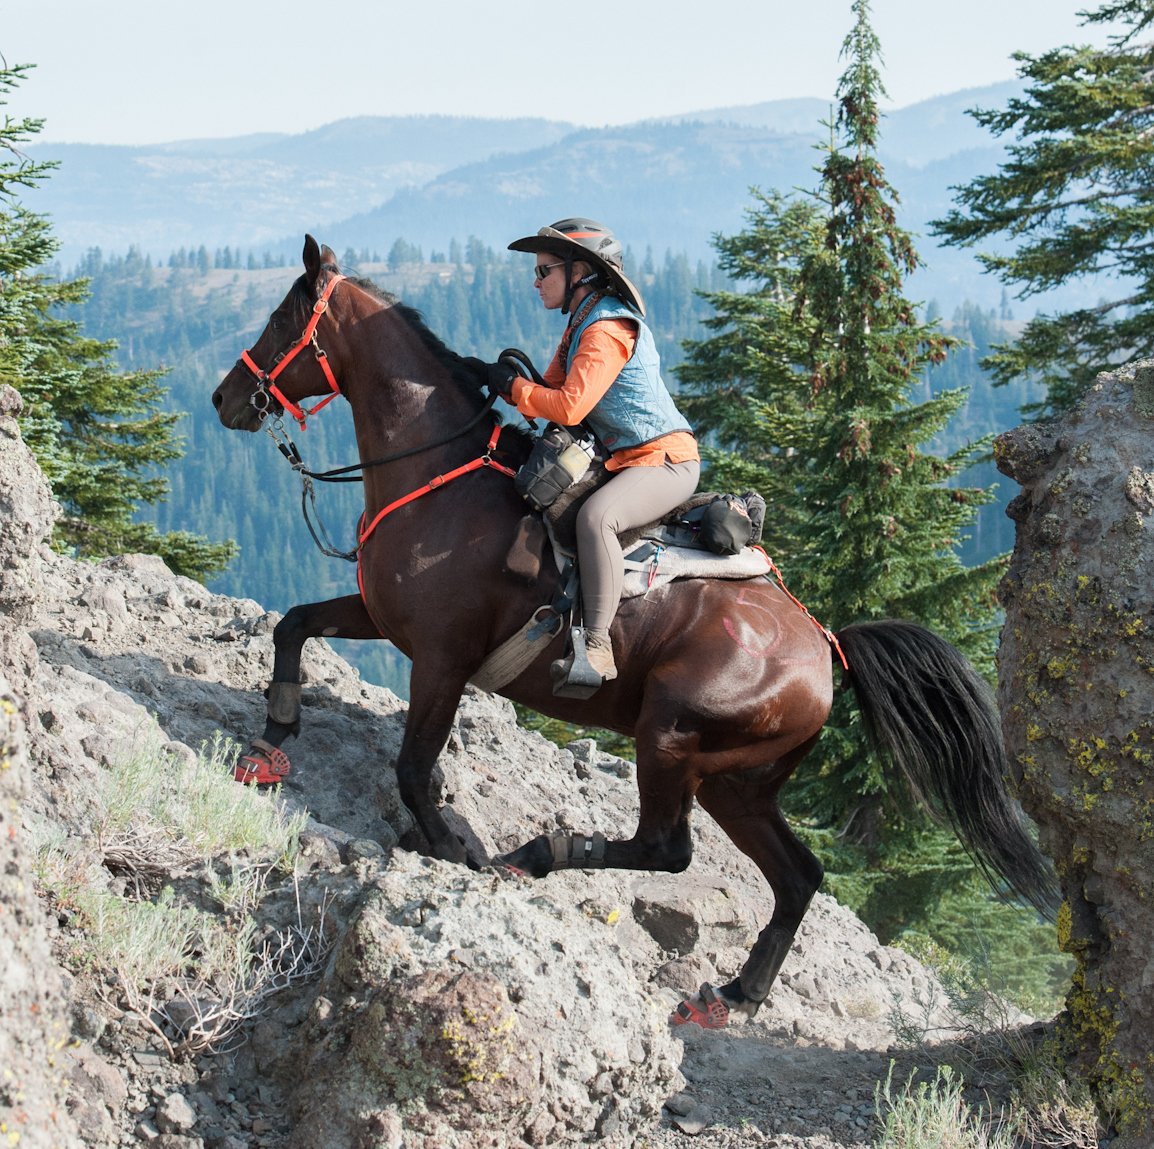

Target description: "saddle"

left=504, top=459, right=769, bottom=589
left=470, top=463, right=771, bottom=697
left=469, top=385, right=772, bottom=693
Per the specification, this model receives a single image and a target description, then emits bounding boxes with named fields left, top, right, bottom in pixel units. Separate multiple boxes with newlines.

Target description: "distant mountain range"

left=27, top=82, right=1089, bottom=313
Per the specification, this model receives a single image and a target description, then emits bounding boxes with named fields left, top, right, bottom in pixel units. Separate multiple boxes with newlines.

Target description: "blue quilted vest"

left=564, top=295, right=692, bottom=453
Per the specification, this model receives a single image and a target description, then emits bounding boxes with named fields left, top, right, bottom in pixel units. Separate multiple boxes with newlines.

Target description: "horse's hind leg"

left=499, top=719, right=698, bottom=876
left=686, top=757, right=824, bottom=1022
left=234, top=594, right=384, bottom=785
left=497, top=727, right=821, bottom=1018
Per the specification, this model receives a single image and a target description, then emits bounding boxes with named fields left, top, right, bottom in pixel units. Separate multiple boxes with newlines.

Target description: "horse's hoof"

left=234, top=738, right=291, bottom=787
left=670, top=983, right=731, bottom=1030
left=495, top=835, right=553, bottom=879
left=488, top=860, right=531, bottom=883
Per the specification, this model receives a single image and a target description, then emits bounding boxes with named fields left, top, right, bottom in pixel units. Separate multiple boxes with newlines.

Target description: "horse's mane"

left=348, top=275, right=470, bottom=381
left=298, top=272, right=533, bottom=450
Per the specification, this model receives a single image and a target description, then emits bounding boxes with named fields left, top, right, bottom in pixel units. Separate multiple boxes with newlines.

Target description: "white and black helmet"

left=508, top=217, right=645, bottom=316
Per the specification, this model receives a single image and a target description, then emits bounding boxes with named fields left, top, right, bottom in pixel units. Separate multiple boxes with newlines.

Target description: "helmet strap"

left=561, top=254, right=580, bottom=315
left=561, top=258, right=604, bottom=315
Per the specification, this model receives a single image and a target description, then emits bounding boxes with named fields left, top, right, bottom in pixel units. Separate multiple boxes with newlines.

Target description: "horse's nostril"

left=212, top=390, right=223, bottom=409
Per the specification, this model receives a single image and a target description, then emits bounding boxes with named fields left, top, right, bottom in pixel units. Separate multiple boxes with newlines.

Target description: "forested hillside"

left=30, top=89, right=1065, bottom=318
left=918, top=299, right=1046, bottom=564
left=68, top=242, right=1027, bottom=695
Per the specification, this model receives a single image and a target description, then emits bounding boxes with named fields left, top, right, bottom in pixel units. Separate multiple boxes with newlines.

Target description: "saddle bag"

left=740, top=490, right=766, bottom=546
left=514, top=424, right=591, bottom=511
left=665, top=490, right=768, bottom=555
left=699, top=494, right=753, bottom=555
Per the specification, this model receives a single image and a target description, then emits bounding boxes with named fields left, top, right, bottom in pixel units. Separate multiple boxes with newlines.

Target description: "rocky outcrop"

left=996, top=360, right=1154, bottom=1146
left=0, top=385, right=82, bottom=1148
left=285, top=855, right=680, bottom=1148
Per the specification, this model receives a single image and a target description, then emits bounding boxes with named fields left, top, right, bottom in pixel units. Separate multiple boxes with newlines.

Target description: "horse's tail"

left=836, top=619, right=1059, bottom=920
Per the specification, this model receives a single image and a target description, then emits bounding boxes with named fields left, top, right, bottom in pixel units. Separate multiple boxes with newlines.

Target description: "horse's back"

left=617, top=575, right=835, bottom=748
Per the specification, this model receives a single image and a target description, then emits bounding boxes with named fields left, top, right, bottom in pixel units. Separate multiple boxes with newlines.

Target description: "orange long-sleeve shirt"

left=509, top=318, right=698, bottom=471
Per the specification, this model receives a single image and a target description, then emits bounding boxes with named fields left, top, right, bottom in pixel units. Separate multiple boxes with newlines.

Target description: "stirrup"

left=670, top=983, right=730, bottom=1030
left=551, top=627, right=604, bottom=699
left=234, top=737, right=291, bottom=786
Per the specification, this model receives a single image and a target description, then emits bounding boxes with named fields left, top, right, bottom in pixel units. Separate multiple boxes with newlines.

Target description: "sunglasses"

left=534, top=261, right=565, bottom=281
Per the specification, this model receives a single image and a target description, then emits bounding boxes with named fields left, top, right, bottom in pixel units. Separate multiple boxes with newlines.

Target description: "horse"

left=212, top=235, right=1056, bottom=1027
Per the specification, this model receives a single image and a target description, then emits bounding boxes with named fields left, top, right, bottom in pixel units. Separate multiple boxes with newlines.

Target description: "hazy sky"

left=4, top=0, right=1116, bottom=145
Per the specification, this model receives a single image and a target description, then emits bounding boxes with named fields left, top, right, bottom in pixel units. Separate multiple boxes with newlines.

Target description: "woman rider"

left=505, top=218, right=700, bottom=691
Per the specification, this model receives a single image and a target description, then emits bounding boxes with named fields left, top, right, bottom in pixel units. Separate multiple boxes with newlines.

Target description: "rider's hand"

left=463, top=357, right=517, bottom=402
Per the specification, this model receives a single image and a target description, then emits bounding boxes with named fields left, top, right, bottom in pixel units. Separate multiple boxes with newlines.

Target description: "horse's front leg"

left=234, top=594, right=384, bottom=786
left=393, top=660, right=485, bottom=869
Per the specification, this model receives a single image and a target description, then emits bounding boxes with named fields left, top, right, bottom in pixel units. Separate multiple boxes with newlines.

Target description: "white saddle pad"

left=621, top=539, right=771, bottom=600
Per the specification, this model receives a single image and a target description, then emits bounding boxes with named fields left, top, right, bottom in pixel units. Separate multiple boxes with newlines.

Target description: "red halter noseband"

left=239, top=273, right=346, bottom=429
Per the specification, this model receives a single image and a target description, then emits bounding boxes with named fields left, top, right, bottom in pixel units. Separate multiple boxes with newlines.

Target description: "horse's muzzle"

left=212, top=380, right=264, bottom=432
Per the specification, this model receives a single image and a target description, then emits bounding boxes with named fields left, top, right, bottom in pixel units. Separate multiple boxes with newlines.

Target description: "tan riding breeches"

left=574, top=458, right=700, bottom=632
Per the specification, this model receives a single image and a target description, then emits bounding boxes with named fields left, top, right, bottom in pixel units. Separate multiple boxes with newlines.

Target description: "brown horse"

left=212, top=236, right=1055, bottom=1026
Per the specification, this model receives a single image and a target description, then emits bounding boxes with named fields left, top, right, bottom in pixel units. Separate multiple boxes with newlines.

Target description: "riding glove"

left=463, top=357, right=517, bottom=402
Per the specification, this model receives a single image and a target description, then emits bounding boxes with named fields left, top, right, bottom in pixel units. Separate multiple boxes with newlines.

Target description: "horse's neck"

left=339, top=304, right=486, bottom=495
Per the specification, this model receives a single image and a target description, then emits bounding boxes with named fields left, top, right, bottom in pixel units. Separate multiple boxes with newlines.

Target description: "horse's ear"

left=303, top=235, right=322, bottom=282
left=303, top=235, right=340, bottom=288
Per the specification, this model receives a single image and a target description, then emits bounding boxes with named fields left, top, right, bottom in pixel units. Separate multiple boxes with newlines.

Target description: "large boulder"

left=996, top=359, right=1154, bottom=1145
left=283, top=854, right=682, bottom=1149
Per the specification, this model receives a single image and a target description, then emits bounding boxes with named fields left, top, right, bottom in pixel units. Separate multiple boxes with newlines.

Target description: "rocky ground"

left=13, top=554, right=1040, bottom=1149
left=1, top=386, right=1057, bottom=1148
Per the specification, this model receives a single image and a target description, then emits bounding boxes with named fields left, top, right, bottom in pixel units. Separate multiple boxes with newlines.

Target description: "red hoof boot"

left=234, top=737, right=291, bottom=786
left=670, top=983, right=730, bottom=1030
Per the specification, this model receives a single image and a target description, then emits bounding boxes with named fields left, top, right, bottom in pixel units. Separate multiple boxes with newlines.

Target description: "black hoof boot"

left=495, top=835, right=554, bottom=878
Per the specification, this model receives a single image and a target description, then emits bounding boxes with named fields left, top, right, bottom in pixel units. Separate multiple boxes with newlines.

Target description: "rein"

left=294, top=347, right=538, bottom=483
left=264, top=402, right=517, bottom=561
left=284, top=389, right=504, bottom=484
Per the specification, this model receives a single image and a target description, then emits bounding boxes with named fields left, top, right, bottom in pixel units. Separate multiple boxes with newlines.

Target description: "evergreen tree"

left=0, top=63, right=235, bottom=582
left=677, top=189, right=828, bottom=548
left=677, top=1, right=1011, bottom=943
left=933, top=0, right=1154, bottom=416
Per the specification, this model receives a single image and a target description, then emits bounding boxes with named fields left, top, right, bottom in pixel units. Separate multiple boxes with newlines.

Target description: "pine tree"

left=791, top=6, right=1003, bottom=656
left=0, top=63, right=235, bottom=581
left=933, top=0, right=1154, bottom=415
left=676, top=189, right=828, bottom=548
left=677, top=1, right=1012, bottom=943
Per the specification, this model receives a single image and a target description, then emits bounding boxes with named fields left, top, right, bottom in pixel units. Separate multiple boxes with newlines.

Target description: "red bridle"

left=239, top=274, right=346, bottom=429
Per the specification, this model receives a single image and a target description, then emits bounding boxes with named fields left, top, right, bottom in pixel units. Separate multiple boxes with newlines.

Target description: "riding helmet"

left=508, top=217, right=646, bottom=316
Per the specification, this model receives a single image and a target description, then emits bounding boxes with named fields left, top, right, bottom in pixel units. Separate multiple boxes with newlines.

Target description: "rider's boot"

left=551, top=627, right=617, bottom=692
left=584, top=628, right=618, bottom=681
